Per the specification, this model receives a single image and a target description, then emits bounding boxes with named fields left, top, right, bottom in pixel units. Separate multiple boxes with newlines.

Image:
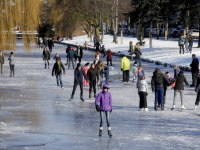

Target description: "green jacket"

left=68, top=50, right=77, bottom=58
left=185, top=35, right=189, bottom=43
left=178, top=37, right=185, bottom=46
left=43, top=50, right=51, bottom=60
left=121, top=56, right=130, bottom=71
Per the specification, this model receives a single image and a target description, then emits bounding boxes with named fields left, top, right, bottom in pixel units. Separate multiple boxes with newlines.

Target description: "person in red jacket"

left=103, top=49, right=115, bottom=66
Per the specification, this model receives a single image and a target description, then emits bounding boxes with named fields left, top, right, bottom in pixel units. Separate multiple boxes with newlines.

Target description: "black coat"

left=133, top=49, right=142, bottom=59
left=66, top=46, right=70, bottom=54
left=190, top=58, right=199, bottom=73
left=76, top=47, right=83, bottom=57
left=151, top=72, right=170, bottom=90
left=87, top=68, right=99, bottom=81
left=171, top=72, right=189, bottom=90
left=53, top=56, right=61, bottom=62
left=103, top=66, right=109, bottom=79
left=74, top=67, right=87, bottom=83
left=48, top=40, right=54, bottom=48
left=52, top=62, right=65, bottom=76
left=195, top=77, right=200, bottom=90
left=95, top=42, right=101, bottom=50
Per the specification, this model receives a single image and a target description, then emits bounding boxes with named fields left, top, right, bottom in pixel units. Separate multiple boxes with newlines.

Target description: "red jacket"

left=104, top=50, right=114, bottom=61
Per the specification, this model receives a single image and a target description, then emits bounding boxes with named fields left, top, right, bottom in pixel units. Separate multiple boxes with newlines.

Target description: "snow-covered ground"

left=0, top=41, right=200, bottom=149
left=63, top=35, right=200, bottom=67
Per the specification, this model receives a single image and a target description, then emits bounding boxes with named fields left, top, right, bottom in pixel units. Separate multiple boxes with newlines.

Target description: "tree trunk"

left=106, top=16, right=109, bottom=34
left=110, top=17, right=114, bottom=35
left=101, top=19, right=104, bottom=44
left=149, top=21, right=152, bottom=48
left=95, top=26, right=100, bottom=42
left=127, top=16, right=130, bottom=36
left=198, top=27, right=200, bottom=48
left=165, top=18, right=168, bottom=41
left=157, top=20, right=159, bottom=40
left=90, top=26, right=92, bottom=42
left=121, top=29, right=123, bottom=44
left=113, top=0, right=118, bottom=44
left=186, top=10, right=190, bottom=33
left=134, top=23, right=136, bottom=37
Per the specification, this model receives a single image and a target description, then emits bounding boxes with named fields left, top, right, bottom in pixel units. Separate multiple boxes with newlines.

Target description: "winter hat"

left=103, top=84, right=109, bottom=89
left=10, top=52, right=13, bottom=55
left=70, top=48, right=73, bottom=50
left=77, top=63, right=81, bottom=68
left=96, top=55, right=100, bottom=60
left=134, top=63, right=137, bottom=67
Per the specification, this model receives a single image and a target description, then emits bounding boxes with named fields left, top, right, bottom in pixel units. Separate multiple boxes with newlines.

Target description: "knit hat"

left=77, top=63, right=81, bottom=68
left=70, top=48, right=73, bottom=50
left=103, top=84, right=109, bottom=89
left=96, top=55, right=99, bottom=60
left=134, top=63, right=137, bottom=67
left=10, top=52, right=13, bottom=54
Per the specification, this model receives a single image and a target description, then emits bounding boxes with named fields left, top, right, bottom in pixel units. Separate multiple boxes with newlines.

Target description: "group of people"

left=178, top=33, right=193, bottom=54
left=36, top=37, right=54, bottom=52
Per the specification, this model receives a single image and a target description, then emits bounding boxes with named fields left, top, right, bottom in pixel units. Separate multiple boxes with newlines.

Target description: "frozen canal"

left=0, top=41, right=200, bottom=150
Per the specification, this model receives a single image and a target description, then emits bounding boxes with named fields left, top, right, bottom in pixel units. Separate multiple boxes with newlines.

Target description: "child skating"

left=83, top=62, right=90, bottom=86
left=131, top=63, right=138, bottom=83
left=95, top=84, right=112, bottom=138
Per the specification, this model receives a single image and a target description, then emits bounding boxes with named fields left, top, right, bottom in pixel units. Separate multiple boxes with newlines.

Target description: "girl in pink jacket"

left=83, top=62, right=90, bottom=86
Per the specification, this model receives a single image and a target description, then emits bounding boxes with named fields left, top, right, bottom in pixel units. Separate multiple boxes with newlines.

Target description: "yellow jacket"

left=121, top=56, right=130, bottom=71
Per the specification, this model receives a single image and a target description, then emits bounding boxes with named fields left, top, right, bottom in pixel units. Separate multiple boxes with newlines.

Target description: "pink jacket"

left=83, top=66, right=90, bottom=75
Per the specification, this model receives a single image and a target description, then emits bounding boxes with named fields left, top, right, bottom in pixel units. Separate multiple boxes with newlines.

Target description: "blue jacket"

left=74, top=67, right=87, bottom=83
left=103, top=66, right=109, bottom=79
left=138, top=70, right=145, bottom=81
left=174, top=68, right=179, bottom=78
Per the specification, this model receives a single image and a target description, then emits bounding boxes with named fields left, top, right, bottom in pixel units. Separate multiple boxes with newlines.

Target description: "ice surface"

left=0, top=40, right=200, bottom=150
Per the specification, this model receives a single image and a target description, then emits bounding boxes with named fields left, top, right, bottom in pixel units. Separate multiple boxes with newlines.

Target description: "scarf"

left=58, top=63, right=61, bottom=71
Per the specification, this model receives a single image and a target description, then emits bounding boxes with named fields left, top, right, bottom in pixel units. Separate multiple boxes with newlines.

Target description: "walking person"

left=0, top=50, right=4, bottom=74
left=68, top=48, right=77, bottom=69
left=87, top=63, right=99, bottom=99
left=84, top=41, right=88, bottom=51
left=131, top=63, right=138, bottom=83
left=194, top=74, right=200, bottom=110
left=53, top=53, right=61, bottom=63
left=83, top=62, right=90, bottom=86
left=65, top=45, right=70, bottom=65
left=43, top=47, right=51, bottom=69
left=95, top=41, right=101, bottom=51
left=178, top=35, right=185, bottom=54
left=69, top=63, right=88, bottom=101
left=96, top=60, right=107, bottom=89
left=151, top=68, right=170, bottom=111
left=133, top=45, right=142, bottom=67
left=8, top=52, right=15, bottom=77
left=170, top=71, right=189, bottom=110
left=76, top=45, right=83, bottom=63
left=104, top=49, right=115, bottom=66
left=135, top=65, right=145, bottom=82
left=95, top=84, right=112, bottom=138
left=189, top=35, right=193, bottom=54
left=128, top=41, right=133, bottom=60
left=190, top=54, right=199, bottom=87
left=121, top=56, right=130, bottom=82
left=52, top=59, right=65, bottom=89
left=103, top=66, right=109, bottom=85
left=137, top=76, right=148, bottom=111
left=174, top=65, right=179, bottom=78
left=48, top=38, right=54, bottom=53
left=185, top=33, right=189, bottom=53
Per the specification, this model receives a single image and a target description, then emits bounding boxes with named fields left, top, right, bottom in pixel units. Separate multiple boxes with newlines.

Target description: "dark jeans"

left=107, top=60, right=112, bottom=66
left=155, top=88, right=164, bottom=105
left=179, top=45, right=184, bottom=54
left=71, top=81, right=83, bottom=97
left=99, top=71, right=103, bottom=86
left=192, top=72, right=198, bottom=86
left=195, top=91, right=200, bottom=105
left=139, top=92, right=147, bottom=108
left=123, top=70, right=129, bottom=82
left=0, top=63, right=3, bottom=74
left=56, top=74, right=63, bottom=87
left=105, top=76, right=109, bottom=84
left=164, top=88, right=167, bottom=105
left=89, top=80, right=96, bottom=95
left=49, top=47, right=52, bottom=52
left=68, top=58, right=74, bottom=69
left=44, top=60, right=49, bottom=68
left=78, top=57, right=82, bottom=63
left=10, top=65, right=14, bottom=76
left=100, top=111, right=110, bottom=127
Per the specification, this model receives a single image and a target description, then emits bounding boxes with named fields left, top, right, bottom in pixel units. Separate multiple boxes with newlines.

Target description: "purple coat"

left=95, top=90, right=112, bottom=111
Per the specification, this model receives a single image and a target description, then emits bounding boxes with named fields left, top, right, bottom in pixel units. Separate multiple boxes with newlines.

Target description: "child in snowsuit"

left=95, top=84, right=112, bottom=138
left=194, top=74, right=200, bottom=110
left=83, top=62, right=90, bottom=86
left=103, top=66, right=109, bottom=85
left=137, top=76, right=148, bottom=111
left=131, top=63, right=138, bottom=82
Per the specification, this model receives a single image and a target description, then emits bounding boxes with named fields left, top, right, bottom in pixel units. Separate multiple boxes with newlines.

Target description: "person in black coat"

left=48, top=38, right=54, bottom=52
left=151, top=68, right=170, bottom=110
left=194, top=74, right=200, bottom=110
left=170, top=71, right=189, bottom=110
left=65, top=45, right=70, bottom=65
left=103, top=66, right=109, bottom=85
left=95, top=41, right=101, bottom=51
left=76, top=46, right=83, bottom=63
left=52, top=59, right=65, bottom=89
left=69, top=63, right=88, bottom=101
left=87, top=63, right=99, bottom=98
left=190, top=54, right=199, bottom=87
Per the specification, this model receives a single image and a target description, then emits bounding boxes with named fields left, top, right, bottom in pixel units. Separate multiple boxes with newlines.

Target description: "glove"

left=121, top=68, right=123, bottom=71
left=152, top=89, right=155, bottom=93
left=63, top=71, right=66, bottom=75
left=146, top=93, right=148, bottom=96
left=110, top=109, right=112, bottom=113
left=95, top=105, right=100, bottom=112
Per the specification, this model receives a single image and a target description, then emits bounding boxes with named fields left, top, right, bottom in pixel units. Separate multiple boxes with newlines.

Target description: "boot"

left=108, top=127, right=112, bottom=138
left=181, top=105, right=186, bottom=110
left=94, top=94, right=96, bottom=98
left=99, top=127, right=103, bottom=137
left=161, top=105, right=164, bottom=110
left=154, top=105, right=158, bottom=111
left=171, top=105, right=175, bottom=110
left=80, top=96, right=84, bottom=101
left=69, top=95, right=74, bottom=101
left=194, top=105, right=198, bottom=110
left=89, top=94, right=91, bottom=99
left=157, top=104, right=160, bottom=110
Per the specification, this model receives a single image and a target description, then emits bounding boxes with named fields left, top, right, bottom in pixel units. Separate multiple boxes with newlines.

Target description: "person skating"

left=83, top=62, right=90, bottom=86
left=93, top=35, right=97, bottom=47
left=129, top=41, right=133, bottom=60
left=92, top=50, right=102, bottom=59
left=48, top=38, right=54, bottom=53
left=133, top=45, right=142, bottom=67
left=103, top=66, right=109, bottom=85
left=137, top=76, right=148, bottom=111
left=170, top=71, right=189, bottom=110
left=76, top=45, right=83, bottom=63
left=0, top=50, right=4, bottom=74
left=52, top=59, right=65, bottom=89
left=103, top=49, right=115, bottom=66
left=8, top=52, right=15, bottom=77
left=121, top=56, right=130, bottom=82
left=135, top=65, right=145, bottom=82
left=95, top=41, right=101, bottom=51
left=185, top=33, right=189, bottom=53
left=96, top=60, right=106, bottom=89
left=43, top=47, right=51, bottom=69
left=95, top=84, right=112, bottom=138
left=194, top=74, right=200, bottom=110
left=190, top=54, right=199, bottom=87
left=131, top=63, right=138, bottom=83
left=189, top=35, right=193, bottom=54
left=87, top=63, right=99, bottom=99
left=178, top=35, right=185, bottom=54
left=68, top=48, right=77, bottom=69
left=174, top=65, right=179, bottom=78
left=65, top=45, right=70, bottom=65
left=69, top=63, right=88, bottom=101
left=84, top=41, right=88, bottom=51
left=53, top=53, right=61, bottom=63
left=151, top=68, right=170, bottom=111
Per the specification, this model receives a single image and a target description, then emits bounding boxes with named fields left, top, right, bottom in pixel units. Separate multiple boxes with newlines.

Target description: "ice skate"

left=145, top=108, right=148, bottom=111
left=57, top=86, right=60, bottom=89
left=99, top=127, right=103, bottom=137
left=80, top=97, right=84, bottom=101
left=89, top=94, right=91, bottom=99
left=61, top=87, right=64, bottom=90
left=139, top=108, right=143, bottom=111
left=154, top=105, right=158, bottom=111
left=181, top=105, right=186, bottom=110
left=69, top=95, right=74, bottom=101
left=194, top=105, right=198, bottom=110
left=161, top=105, right=164, bottom=110
left=108, top=127, right=112, bottom=138
left=94, top=94, right=96, bottom=98
left=171, top=105, right=175, bottom=110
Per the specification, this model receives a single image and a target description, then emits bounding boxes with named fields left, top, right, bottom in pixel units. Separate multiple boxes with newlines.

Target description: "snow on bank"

left=62, top=35, right=200, bottom=68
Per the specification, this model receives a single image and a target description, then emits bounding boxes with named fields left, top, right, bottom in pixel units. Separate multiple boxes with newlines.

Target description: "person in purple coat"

left=95, top=84, right=112, bottom=138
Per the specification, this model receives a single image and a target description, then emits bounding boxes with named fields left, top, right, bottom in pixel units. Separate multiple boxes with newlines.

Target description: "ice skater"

left=52, top=59, right=65, bottom=89
left=103, top=66, right=109, bottom=85
left=121, top=56, right=130, bottom=83
left=194, top=73, right=200, bottom=110
left=95, top=84, right=112, bottom=138
left=0, top=50, right=4, bottom=74
left=8, top=52, right=15, bottom=77
left=189, top=35, right=193, bottom=54
left=131, top=63, right=138, bottom=83
left=83, top=62, right=90, bottom=86
left=43, top=47, right=51, bottom=69
left=137, top=76, right=148, bottom=111
left=178, top=35, right=185, bottom=54
left=53, top=53, right=61, bottom=63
